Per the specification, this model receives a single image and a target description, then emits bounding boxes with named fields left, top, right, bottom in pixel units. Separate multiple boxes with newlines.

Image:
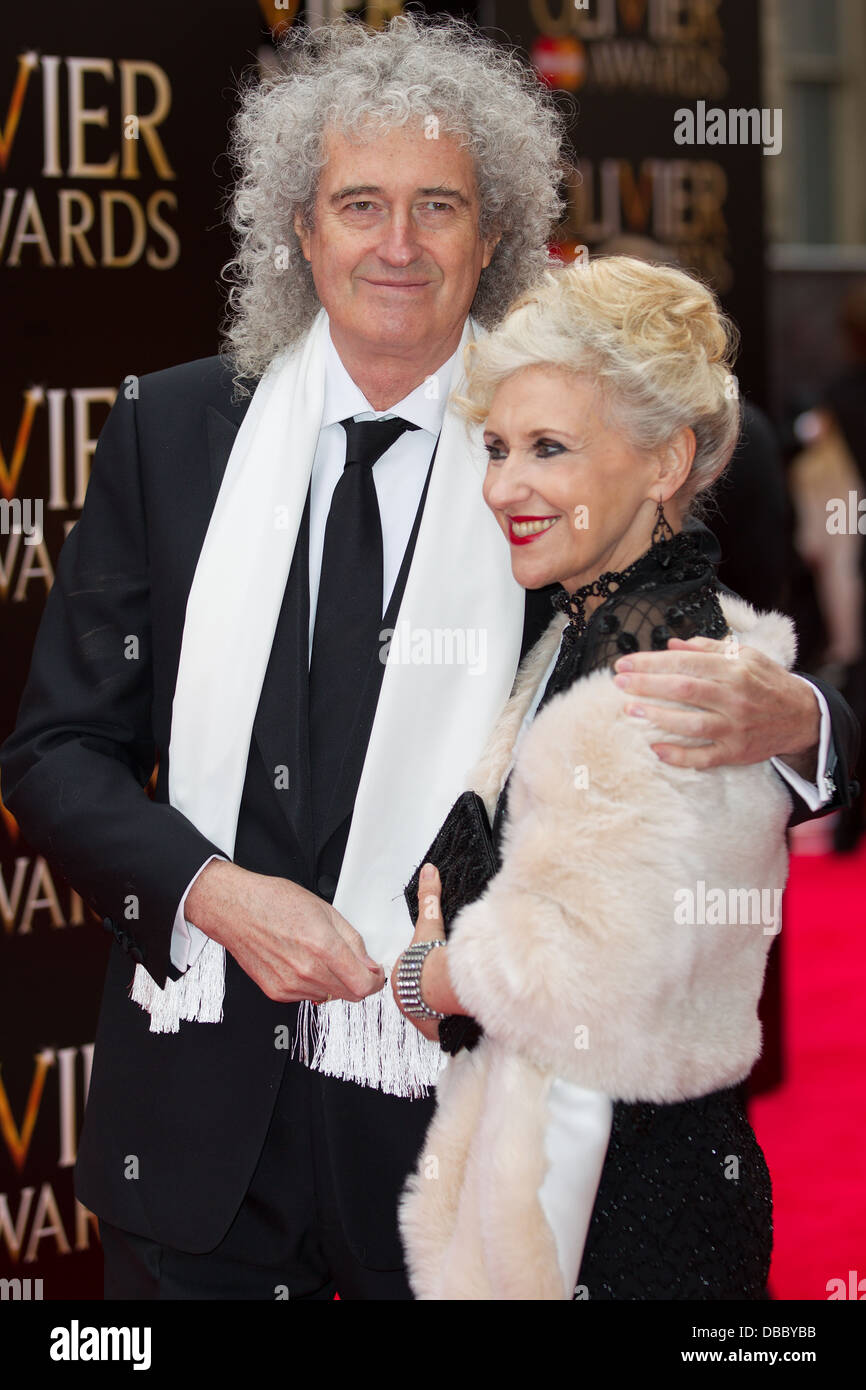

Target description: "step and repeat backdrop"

left=491, top=0, right=768, bottom=402
left=1, top=0, right=767, bottom=1298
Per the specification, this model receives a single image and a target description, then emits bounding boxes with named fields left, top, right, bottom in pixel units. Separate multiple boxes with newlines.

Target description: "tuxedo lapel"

left=252, top=494, right=315, bottom=869
left=205, top=402, right=249, bottom=500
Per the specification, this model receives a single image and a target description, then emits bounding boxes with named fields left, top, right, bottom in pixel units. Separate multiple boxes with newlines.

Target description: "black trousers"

left=100, top=1051, right=414, bottom=1301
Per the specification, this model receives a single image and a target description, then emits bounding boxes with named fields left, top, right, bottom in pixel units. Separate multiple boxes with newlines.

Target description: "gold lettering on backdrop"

left=0, top=1187, right=98, bottom=1263
left=0, top=188, right=181, bottom=268
left=561, top=157, right=731, bottom=289
left=0, top=858, right=28, bottom=932
left=119, top=61, right=174, bottom=179
left=16, top=857, right=65, bottom=933
left=0, top=1187, right=35, bottom=1262
left=143, top=189, right=180, bottom=267
left=0, top=1051, right=55, bottom=1172
left=24, top=1182, right=70, bottom=1261
left=58, top=189, right=96, bottom=266
left=1, top=533, right=53, bottom=599
left=3, top=187, right=54, bottom=264
left=0, top=385, right=111, bottom=513
left=45, top=387, right=113, bottom=511
left=0, top=52, right=38, bottom=172
left=529, top=0, right=726, bottom=96
left=0, top=385, right=115, bottom=598
left=67, top=58, right=118, bottom=179
left=32, top=55, right=175, bottom=180
left=0, top=387, right=42, bottom=500
left=0, top=1046, right=97, bottom=1263
left=70, top=388, right=114, bottom=507
left=0, top=855, right=101, bottom=929
left=618, top=161, right=654, bottom=230
left=101, top=189, right=146, bottom=267
left=0, top=53, right=178, bottom=267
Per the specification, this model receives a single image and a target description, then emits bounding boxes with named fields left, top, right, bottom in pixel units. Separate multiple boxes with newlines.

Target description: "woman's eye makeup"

left=483, top=437, right=569, bottom=460
left=533, top=437, right=567, bottom=456
left=483, top=440, right=507, bottom=459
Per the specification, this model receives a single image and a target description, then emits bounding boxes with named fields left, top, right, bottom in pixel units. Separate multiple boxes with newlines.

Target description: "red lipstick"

left=507, top=515, right=559, bottom=547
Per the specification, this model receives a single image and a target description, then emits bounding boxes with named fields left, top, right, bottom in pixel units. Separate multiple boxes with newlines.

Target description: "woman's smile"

left=508, top=515, right=560, bottom=544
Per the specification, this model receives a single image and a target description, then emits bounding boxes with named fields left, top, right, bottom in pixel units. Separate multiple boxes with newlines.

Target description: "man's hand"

left=185, top=860, right=385, bottom=1004
left=613, top=634, right=820, bottom=774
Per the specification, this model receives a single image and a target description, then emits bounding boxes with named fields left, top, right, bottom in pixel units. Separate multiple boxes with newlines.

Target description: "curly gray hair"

left=221, top=13, right=567, bottom=382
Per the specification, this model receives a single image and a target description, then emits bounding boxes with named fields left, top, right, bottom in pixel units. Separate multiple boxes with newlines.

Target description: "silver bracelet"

left=395, top=941, right=447, bottom=1020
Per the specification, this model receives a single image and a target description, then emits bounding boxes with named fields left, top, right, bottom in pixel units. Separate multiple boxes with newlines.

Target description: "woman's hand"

left=411, top=863, right=448, bottom=946
left=392, top=863, right=448, bottom=1042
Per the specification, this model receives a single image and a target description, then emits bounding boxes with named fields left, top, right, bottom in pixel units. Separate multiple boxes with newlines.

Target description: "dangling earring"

left=651, top=498, right=674, bottom=548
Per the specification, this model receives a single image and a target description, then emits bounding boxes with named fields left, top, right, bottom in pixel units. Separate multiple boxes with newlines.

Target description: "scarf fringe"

left=130, top=944, right=444, bottom=1099
left=129, top=939, right=225, bottom=1034
left=294, top=983, right=445, bottom=1099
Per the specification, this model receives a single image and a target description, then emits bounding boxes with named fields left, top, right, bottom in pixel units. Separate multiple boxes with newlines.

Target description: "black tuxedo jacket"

left=0, top=354, right=859, bottom=1265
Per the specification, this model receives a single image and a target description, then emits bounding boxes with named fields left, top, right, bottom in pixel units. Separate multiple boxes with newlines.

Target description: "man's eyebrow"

left=329, top=184, right=470, bottom=206
left=418, top=186, right=470, bottom=205
left=330, top=185, right=383, bottom=203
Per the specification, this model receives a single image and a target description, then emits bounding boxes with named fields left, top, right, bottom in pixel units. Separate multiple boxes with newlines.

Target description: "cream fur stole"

left=399, top=594, right=796, bottom=1299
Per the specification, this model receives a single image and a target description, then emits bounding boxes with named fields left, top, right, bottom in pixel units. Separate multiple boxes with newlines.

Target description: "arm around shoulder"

left=447, top=661, right=791, bottom=1102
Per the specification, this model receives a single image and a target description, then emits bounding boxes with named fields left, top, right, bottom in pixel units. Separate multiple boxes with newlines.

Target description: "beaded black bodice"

left=548, top=527, right=726, bottom=671
left=492, top=528, right=728, bottom=848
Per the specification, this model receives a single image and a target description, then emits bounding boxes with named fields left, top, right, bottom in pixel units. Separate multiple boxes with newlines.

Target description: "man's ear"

left=481, top=230, right=502, bottom=270
left=294, top=210, right=312, bottom=262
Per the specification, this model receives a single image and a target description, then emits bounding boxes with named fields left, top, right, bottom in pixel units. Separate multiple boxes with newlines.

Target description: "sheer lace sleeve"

left=579, top=579, right=730, bottom=678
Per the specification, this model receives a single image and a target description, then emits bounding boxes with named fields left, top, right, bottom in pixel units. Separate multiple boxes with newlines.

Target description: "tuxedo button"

left=317, top=874, right=338, bottom=902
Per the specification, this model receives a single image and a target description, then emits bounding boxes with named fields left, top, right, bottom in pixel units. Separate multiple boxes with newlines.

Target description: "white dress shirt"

left=169, top=330, right=459, bottom=972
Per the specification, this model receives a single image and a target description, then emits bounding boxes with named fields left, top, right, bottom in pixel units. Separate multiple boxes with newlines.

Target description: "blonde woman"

left=393, top=257, right=794, bottom=1300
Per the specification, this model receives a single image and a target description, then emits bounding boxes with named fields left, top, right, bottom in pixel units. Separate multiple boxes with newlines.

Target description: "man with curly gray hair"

left=1, top=12, right=571, bottom=1301
left=1, top=12, right=854, bottom=1303
left=222, top=15, right=563, bottom=377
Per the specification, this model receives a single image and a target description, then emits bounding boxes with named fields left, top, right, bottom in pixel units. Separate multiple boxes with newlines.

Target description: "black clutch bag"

left=403, top=790, right=499, bottom=1055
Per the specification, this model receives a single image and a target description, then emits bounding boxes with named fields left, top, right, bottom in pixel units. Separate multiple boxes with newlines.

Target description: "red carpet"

left=749, top=837, right=866, bottom=1300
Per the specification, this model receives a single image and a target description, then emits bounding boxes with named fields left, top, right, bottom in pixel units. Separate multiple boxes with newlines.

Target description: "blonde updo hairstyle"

left=458, top=256, right=742, bottom=516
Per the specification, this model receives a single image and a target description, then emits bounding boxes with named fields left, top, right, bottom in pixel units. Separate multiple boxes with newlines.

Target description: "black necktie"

left=308, top=415, right=419, bottom=837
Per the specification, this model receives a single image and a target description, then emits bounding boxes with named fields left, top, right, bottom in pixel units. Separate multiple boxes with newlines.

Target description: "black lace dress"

left=407, top=530, right=774, bottom=1299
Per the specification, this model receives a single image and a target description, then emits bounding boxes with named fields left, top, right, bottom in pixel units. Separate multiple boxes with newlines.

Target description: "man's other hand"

left=613, top=634, right=820, bottom=775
